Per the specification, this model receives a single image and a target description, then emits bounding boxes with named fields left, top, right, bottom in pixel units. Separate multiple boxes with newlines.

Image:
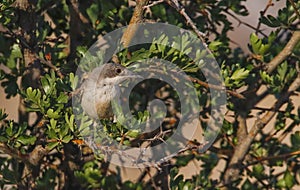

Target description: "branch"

left=0, top=143, right=48, bottom=166
left=255, top=0, right=274, bottom=34
left=244, top=150, right=300, bottom=168
left=288, top=0, right=300, bottom=21
left=2, top=29, right=64, bottom=78
left=236, top=114, right=247, bottom=141
left=121, top=0, right=150, bottom=48
left=189, top=77, right=245, bottom=99
left=223, top=72, right=300, bottom=185
left=277, top=121, right=298, bottom=143
left=144, top=0, right=164, bottom=9
left=266, top=31, right=300, bottom=74
left=110, top=0, right=150, bottom=63
left=166, top=0, right=206, bottom=43
left=0, top=143, right=27, bottom=162
left=225, top=10, right=268, bottom=38
left=67, top=0, right=89, bottom=24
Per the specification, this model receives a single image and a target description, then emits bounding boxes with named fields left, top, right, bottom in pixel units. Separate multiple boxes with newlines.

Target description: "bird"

left=80, top=62, right=141, bottom=120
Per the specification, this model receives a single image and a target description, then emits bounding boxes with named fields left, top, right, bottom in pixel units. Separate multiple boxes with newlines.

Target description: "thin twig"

left=147, top=168, right=160, bottom=190
left=225, top=9, right=268, bottom=38
left=166, top=0, right=206, bottom=43
left=288, top=0, right=300, bottom=21
left=255, top=0, right=274, bottom=34
left=244, top=150, right=300, bottom=168
left=144, top=0, right=164, bottom=9
left=189, top=76, right=246, bottom=99
left=277, top=121, right=298, bottom=142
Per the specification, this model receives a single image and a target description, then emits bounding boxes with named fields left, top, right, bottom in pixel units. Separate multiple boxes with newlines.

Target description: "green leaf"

left=260, top=71, right=273, bottom=84
left=69, top=72, right=79, bottom=90
left=47, top=128, right=58, bottom=139
left=59, top=125, right=69, bottom=138
left=0, top=109, right=8, bottom=121
left=41, top=76, right=51, bottom=94
left=174, top=175, right=184, bottom=189
left=2, top=168, right=16, bottom=183
left=252, top=163, right=264, bottom=178
left=76, top=46, right=88, bottom=57
left=125, top=130, right=140, bottom=138
left=2, top=77, right=18, bottom=98
left=242, top=178, right=255, bottom=190
left=7, top=44, right=22, bottom=69
left=86, top=4, right=99, bottom=26
left=277, top=170, right=295, bottom=188
left=208, top=41, right=222, bottom=51
left=26, top=87, right=42, bottom=102
left=57, top=93, right=68, bottom=104
left=41, top=71, right=57, bottom=95
left=259, top=44, right=270, bottom=55
left=291, top=131, right=300, bottom=149
left=49, top=118, right=57, bottom=129
left=277, top=61, right=288, bottom=82
left=175, top=155, right=194, bottom=167
left=0, top=134, right=8, bottom=142
left=267, top=15, right=281, bottom=26
left=37, top=23, right=50, bottom=42
left=17, top=135, right=36, bottom=145
left=231, top=68, right=250, bottom=80
left=5, top=122, right=13, bottom=137
left=46, top=109, right=60, bottom=119
left=250, top=33, right=260, bottom=54
left=284, top=171, right=295, bottom=188
left=62, top=135, right=72, bottom=143
left=65, top=113, right=75, bottom=132
left=260, top=15, right=281, bottom=27
left=47, top=141, right=59, bottom=150
left=170, top=167, right=179, bottom=179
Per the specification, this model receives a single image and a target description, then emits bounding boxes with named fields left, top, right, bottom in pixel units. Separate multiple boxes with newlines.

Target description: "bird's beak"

left=117, top=70, right=143, bottom=87
left=121, top=69, right=143, bottom=79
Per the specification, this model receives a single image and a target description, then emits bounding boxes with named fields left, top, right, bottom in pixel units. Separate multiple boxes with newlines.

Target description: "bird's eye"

left=116, top=68, right=122, bottom=74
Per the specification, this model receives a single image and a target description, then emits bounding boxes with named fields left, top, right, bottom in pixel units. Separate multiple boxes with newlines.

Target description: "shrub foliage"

left=0, top=0, right=299, bottom=189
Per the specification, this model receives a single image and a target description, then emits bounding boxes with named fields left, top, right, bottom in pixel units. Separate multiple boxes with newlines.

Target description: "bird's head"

left=86, top=63, right=139, bottom=87
left=81, top=62, right=142, bottom=120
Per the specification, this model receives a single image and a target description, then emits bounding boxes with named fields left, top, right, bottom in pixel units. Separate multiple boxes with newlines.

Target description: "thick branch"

left=236, top=114, right=247, bottom=141
left=223, top=73, right=300, bottom=185
left=121, top=0, right=150, bottom=48
left=0, top=143, right=48, bottom=166
left=222, top=32, right=300, bottom=184
left=0, top=143, right=26, bottom=162
left=266, top=31, right=300, bottom=74
left=66, top=0, right=92, bottom=61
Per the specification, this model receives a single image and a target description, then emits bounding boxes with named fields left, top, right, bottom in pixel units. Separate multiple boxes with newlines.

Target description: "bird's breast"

left=81, top=83, right=120, bottom=119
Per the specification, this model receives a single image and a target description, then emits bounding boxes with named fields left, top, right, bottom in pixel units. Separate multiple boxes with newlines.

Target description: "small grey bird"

left=80, top=63, right=140, bottom=120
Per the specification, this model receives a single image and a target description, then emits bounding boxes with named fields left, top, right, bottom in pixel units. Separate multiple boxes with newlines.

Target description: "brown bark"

left=121, top=0, right=150, bottom=48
